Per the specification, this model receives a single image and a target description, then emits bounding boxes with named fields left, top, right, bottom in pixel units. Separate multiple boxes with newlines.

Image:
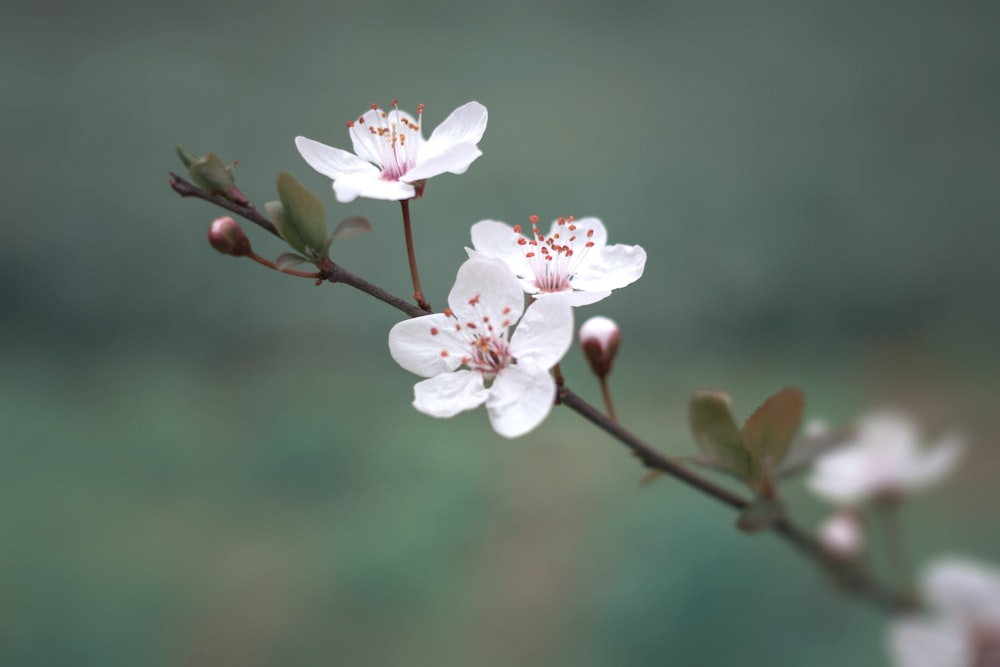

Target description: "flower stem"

left=247, top=251, right=322, bottom=279
left=400, top=199, right=431, bottom=311
left=599, top=375, right=619, bottom=424
left=877, top=498, right=918, bottom=602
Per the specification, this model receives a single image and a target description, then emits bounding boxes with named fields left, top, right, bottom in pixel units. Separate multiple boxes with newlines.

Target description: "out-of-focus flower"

left=388, top=257, right=573, bottom=438
left=468, top=216, right=646, bottom=306
left=579, top=315, right=620, bottom=379
left=806, top=412, right=963, bottom=505
left=889, top=557, right=1000, bottom=667
left=817, top=510, right=864, bottom=560
left=295, top=100, right=487, bottom=203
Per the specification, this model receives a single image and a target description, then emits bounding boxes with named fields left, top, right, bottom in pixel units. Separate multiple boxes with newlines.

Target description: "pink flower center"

left=348, top=99, right=424, bottom=181
left=431, top=295, right=517, bottom=379
left=514, top=215, right=596, bottom=293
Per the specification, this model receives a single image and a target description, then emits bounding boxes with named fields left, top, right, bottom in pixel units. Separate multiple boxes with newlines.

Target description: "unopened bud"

left=818, top=510, right=864, bottom=560
left=579, top=316, right=620, bottom=378
left=177, top=145, right=249, bottom=206
left=208, top=216, right=251, bottom=256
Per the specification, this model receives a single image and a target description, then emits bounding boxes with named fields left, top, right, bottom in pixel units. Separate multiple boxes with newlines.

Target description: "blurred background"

left=3, top=0, right=998, bottom=664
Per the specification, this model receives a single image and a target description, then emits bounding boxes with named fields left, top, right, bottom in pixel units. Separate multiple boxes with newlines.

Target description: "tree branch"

left=170, top=174, right=916, bottom=615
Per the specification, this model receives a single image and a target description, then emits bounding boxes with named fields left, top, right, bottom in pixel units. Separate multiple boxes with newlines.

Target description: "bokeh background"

left=3, top=0, right=998, bottom=664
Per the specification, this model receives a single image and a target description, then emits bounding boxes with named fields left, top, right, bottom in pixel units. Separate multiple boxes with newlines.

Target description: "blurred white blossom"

left=806, top=412, right=963, bottom=505
left=890, top=557, right=1000, bottom=667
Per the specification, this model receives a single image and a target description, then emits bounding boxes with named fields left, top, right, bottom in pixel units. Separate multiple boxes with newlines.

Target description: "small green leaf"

left=331, top=216, right=372, bottom=241
left=266, top=201, right=305, bottom=255
left=735, top=498, right=784, bottom=533
left=275, top=253, right=310, bottom=272
left=740, top=387, right=805, bottom=478
left=276, top=172, right=328, bottom=258
left=688, top=390, right=753, bottom=482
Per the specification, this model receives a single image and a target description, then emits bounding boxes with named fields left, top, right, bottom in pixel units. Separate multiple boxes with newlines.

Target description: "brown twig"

left=170, top=174, right=917, bottom=615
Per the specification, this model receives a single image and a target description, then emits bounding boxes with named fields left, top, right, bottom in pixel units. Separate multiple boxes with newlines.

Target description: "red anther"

left=467, top=322, right=477, bottom=329
left=430, top=327, right=439, bottom=335
left=392, top=98, right=399, bottom=107
left=526, top=252, right=535, bottom=258
left=586, top=229, right=594, bottom=237
left=558, top=217, right=566, bottom=225
left=417, top=103, right=425, bottom=113
left=529, top=215, right=539, bottom=224
left=568, top=225, right=577, bottom=231
left=586, top=241, right=595, bottom=248
left=517, top=238, right=527, bottom=245
left=444, top=308, right=453, bottom=317
left=568, top=215, right=575, bottom=221
left=440, top=350, right=449, bottom=357
left=371, top=103, right=378, bottom=110
left=513, top=224, right=522, bottom=234
left=347, top=121, right=355, bottom=128
left=502, top=307, right=511, bottom=314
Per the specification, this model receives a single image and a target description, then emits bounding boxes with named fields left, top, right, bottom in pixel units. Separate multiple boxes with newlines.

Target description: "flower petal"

left=570, top=244, right=647, bottom=292
left=905, top=434, right=963, bottom=491
left=536, top=289, right=611, bottom=306
left=405, top=143, right=482, bottom=181
left=413, top=370, right=488, bottom=418
left=553, top=216, right=607, bottom=251
left=419, top=101, right=488, bottom=161
left=295, top=136, right=379, bottom=179
left=485, top=361, right=556, bottom=438
left=469, top=221, right=532, bottom=276
left=923, top=557, right=1000, bottom=623
left=349, top=107, right=425, bottom=165
left=389, top=314, right=466, bottom=377
left=447, top=257, right=525, bottom=325
left=332, top=174, right=416, bottom=203
left=509, top=296, right=573, bottom=370
left=889, top=617, right=969, bottom=667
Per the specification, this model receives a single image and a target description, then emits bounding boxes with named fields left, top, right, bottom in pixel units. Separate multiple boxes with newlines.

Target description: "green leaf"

left=275, top=253, right=310, bottom=272
left=266, top=201, right=306, bottom=255
left=331, top=216, right=372, bottom=241
left=735, top=498, right=784, bottom=533
left=276, top=172, right=328, bottom=257
left=688, top=390, right=753, bottom=482
left=740, top=387, right=805, bottom=478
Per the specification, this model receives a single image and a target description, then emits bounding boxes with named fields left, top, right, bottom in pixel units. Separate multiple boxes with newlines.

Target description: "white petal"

left=332, top=174, right=415, bottom=203
left=419, top=101, right=488, bottom=162
left=446, top=257, right=525, bottom=325
left=348, top=107, right=392, bottom=164
left=509, top=296, right=573, bottom=370
left=296, top=136, right=380, bottom=181
left=485, top=361, right=556, bottom=438
left=555, top=216, right=608, bottom=251
left=413, top=371, right=488, bottom=418
left=903, top=435, right=963, bottom=491
left=806, top=447, right=874, bottom=505
left=924, top=557, right=1000, bottom=624
left=570, top=244, right=648, bottom=292
left=469, top=220, right=532, bottom=276
left=389, top=314, right=466, bottom=377
left=404, top=143, right=482, bottom=181
left=889, top=617, right=969, bottom=667
left=538, top=289, right=610, bottom=307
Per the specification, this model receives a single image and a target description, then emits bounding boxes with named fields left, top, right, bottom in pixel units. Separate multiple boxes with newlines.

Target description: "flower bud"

left=208, top=216, right=251, bottom=257
left=579, top=316, right=620, bottom=378
left=177, top=145, right=249, bottom=206
left=818, top=510, right=864, bottom=560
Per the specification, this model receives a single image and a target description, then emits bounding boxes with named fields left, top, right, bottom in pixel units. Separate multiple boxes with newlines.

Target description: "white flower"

left=295, top=100, right=488, bottom=203
left=388, top=257, right=573, bottom=438
left=889, top=557, right=1000, bottom=667
left=468, top=215, right=646, bottom=306
left=806, top=411, right=963, bottom=505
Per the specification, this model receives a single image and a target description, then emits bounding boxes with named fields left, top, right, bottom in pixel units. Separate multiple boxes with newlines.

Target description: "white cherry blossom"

left=806, top=411, right=962, bottom=505
left=296, top=100, right=487, bottom=203
left=889, top=557, right=1000, bottom=667
left=388, top=257, right=573, bottom=438
left=468, top=215, right=646, bottom=306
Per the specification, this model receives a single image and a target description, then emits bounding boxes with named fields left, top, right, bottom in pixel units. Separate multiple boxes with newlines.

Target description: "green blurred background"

left=3, top=0, right=998, bottom=664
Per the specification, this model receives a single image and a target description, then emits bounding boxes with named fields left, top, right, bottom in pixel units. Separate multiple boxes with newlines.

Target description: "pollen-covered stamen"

left=347, top=100, right=424, bottom=181
left=435, top=293, right=516, bottom=377
left=516, top=215, right=597, bottom=293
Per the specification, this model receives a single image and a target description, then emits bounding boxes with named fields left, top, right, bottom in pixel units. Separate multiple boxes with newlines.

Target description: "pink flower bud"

left=818, top=511, right=864, bottom=560
left=208, top=216, right=251, bottom=256
left=579, top=316, right=620, bottom=378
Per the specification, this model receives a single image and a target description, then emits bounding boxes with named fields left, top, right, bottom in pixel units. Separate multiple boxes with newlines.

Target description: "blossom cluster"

left=297, top=101, right=647, bottom=437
